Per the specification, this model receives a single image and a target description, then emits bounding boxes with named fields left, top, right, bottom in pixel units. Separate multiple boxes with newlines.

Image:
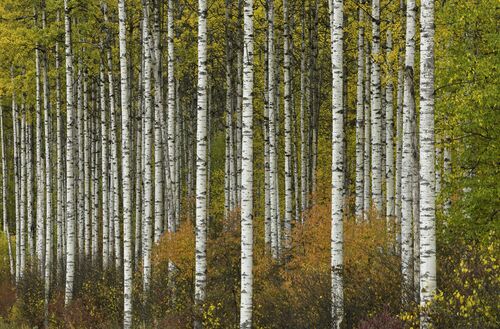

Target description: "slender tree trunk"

left=142, top=0, right=154, bottom=293
left=77, top=68, right=85, bottom=265
left=355, top=1, right=365, bottom=221
left=363, top=45, right=371, bottom=220
left=117, top=0, right=133, bottom=326
left=167, top=0, right=177, bottom=230
left=330, top=0, right=345, bottom=326
left=419, top=0, right=436, bottom=326
left=27, top=117, right=34, bottom=264
left=20, top=105, right=26, bottom=278
left=299, top=8, right=308, bottom=221
left=194, top=0, right=208, bottom=326
left=283, top=0, right=292, bottom=251
left=152, top=0, right=164, bottom=245
left=385, top=31, right=395, bottom=230
left=83, top=72, right=91, bottom=260
left=35, top=10, right=46, bottom=272
left=55, top=29, right=65, bottom=279
left=240, top=0, right=254, bottom=326
left=401, top=0, right=416, bottom=307
left=92, top=95, right=100, bottom=264
left=107, top=48, right=122, bottom=269
left=224, top=0, right=233, bottom=220
left=100, top=59, right=110, bottom=270
left=267, top=0, right=278, bottom=260
left=12, top=78, right=21, bottom=283
left=370, top=0, right=383, bottom=213
left=64, top=0, right=76, bottom=305
left=42, top=3, right=53, bottom=322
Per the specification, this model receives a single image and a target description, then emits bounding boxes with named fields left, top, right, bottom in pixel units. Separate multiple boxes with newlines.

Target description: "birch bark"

left=240, top=0, right=254, bottom=326
left=329, top=0, right=345, bottom=326
left=419, top=0, right=437, bottom=325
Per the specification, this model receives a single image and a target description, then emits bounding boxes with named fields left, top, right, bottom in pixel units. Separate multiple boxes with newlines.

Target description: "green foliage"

left=401, top=233, right=499, bottom=329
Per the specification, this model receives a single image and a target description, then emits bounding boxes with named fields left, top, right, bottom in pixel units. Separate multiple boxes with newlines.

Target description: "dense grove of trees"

left=0, top=0, right=498, bottom=328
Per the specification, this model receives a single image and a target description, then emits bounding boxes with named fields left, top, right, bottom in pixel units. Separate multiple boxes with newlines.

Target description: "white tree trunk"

left=167, top=0, right=177, bottom=229
left=83, top=72, right=91, bottom=260
left=64, top=0, right=76, bottom=305
left=401, top=0, right=416, bottom=307
left=240, top=0, right=254, bottom=326
left=26, top=114, right=34, bottom=264
left=107, top=48, right=122, bottom=269
left=355, top=1, right=365, bottom=221
left=419, top=0, right=436, bottom=326
left=194, top=0, right=208, bottom=326
left=12, top=89, right=21, bottom=282
left=35, top=25, right=46, bottom=273
left=299, top=9, right=308, bottom=221
left=363, top=45, right=371, bottom=221
left=20, top=108, right=26, bottom=278
left=152, top=0, right=164, bottom=245
left=283, top=0, right=292, bottom=251
left=329, top=0, right=345, bottom=326
left=42, top=5, right=53, bottom=320
left=100, top=60, right=110, bottom=270
left=142, top=0, right=154, bottom=293
left=55, top=32, right=65, bottom=279
left=385, top=31, right=395, bottom=229
left=92, top=101, right=99, bottom=264
left=370, top=0, right=383, bottom=213
left=117, top=0, right=133, bottom=326
left=77, top=69, right=84, bottom=265
left=267, top=0, right=279, bottom=260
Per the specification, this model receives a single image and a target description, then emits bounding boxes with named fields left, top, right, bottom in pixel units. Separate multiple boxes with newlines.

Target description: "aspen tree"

left=167, top=0, right=177, bottom=229
left=300, top=7, right=308, bottom=221
left=42, top=2, right=53, bottom=322
left=117, top=0, right=133, bottom=325
left=267, top=0, right=278, bottom=259
left=224, top=0, right=233, bottom=219
left=330, top=0, right=345, bottom=326
left=35, top=8, right=46, bottom=272
left=55, top=24, right=65, bottom=278
left=64, top=0, right=77, bottom=305
left=355, top=0, right=365, bottom=221
left=401, top=0, right=417, bottom=307
left=283, top=0, right=292, bottom=250
left=419, top=0, right=437, bottom=326
left=263, top=25, right=271, bottom=246
left=100, top=59, right=110, bottom=269
left=27, top=116, right=34, bottom=263
left=363, top=45, right=371, bottom=220
left=77, top=69, right=84, bottom=264
left=240, top=0, right=254, bottom=326
left=152, top=0, right=164, bottom=244
left=142, top=0, right=154, bottom=293
left=20, top=104, right=26, bottom=278
left=83, top=72, right=91, bottom=260
left=12, top=75, right=21, bottom=283
left=385, top=31, right=395, bottom=229
left=194, top=0, right=208, bottom=325
left=370, top=0, right=383, bottom=213
left=107, top=48, right=122, bottom=269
